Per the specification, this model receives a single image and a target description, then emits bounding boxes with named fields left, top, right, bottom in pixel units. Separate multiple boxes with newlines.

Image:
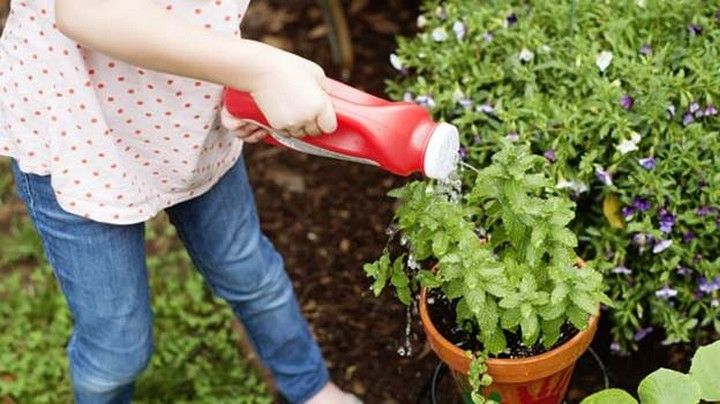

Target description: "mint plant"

left=364, top=144, right=609, bottom=401
left=387, top=0, right=720, bottom=352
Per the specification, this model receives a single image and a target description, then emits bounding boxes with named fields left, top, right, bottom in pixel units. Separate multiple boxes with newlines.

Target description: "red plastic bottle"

left=222, top=79, right=459, bottom=179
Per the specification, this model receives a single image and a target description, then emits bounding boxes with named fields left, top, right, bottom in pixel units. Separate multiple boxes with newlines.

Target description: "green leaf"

left=540, top=317, right=564, bottom=348
left=390, top=256, right=411, bottom=306
left=481, top=326, right=507, bottom=355
left=570, top=292, right=599, bottom=315
left=432, top=233, right=450, bottom=256
left=581, top=389, right=637, bottom=404
left=637, top=369, right=701, bottom=404
left=416, top=270, right=443, bottom=288
left=567, top=305, right=590, bottom=330
left=688, top=340, right=720, bottom=401
left=520, top=314, right=539, bottom=346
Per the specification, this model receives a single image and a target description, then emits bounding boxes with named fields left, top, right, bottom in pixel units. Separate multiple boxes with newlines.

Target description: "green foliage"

left=688, top=339, right=720, bottom=401
left=581, top=339, right=720, bottom=404
left=467, top=353, right=495, bottom=404
left=0, top=216, right=271, bottom=402
left=365, top=144, right=609, bottom=403
left=389, top=0, right=720, bottom=352
left=581, top=389, right=638, bottom=404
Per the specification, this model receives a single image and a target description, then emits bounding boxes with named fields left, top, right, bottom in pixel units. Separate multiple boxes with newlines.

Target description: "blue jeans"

left=11, top=158, right=329, bottom=403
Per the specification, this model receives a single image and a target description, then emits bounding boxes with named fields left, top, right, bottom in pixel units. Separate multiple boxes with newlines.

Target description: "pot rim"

left=419, top=287, right=599, bottom=382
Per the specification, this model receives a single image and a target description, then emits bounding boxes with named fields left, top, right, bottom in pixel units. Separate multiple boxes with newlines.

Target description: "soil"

left=240, top=2, right=706, bottom=404
left=426, top=289, right=579, bottom=360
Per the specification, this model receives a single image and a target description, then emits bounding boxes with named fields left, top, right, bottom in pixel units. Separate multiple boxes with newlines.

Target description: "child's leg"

left=165, top=157, right=329, bottom=403
left=11, top=161, right=153, bottom=404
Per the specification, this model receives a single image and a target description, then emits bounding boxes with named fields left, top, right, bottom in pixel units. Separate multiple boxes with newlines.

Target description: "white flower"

left=519, top=48, right=534, bottom=62
left=402, top=92, right=413, bottom=102
left=416, top=15, right=428, bottom=28
left=652, top=239, right=673, bottom=254
left=596, top=51, right=613, bottom=72
left=389, top=53, right=403, bottom=71
left=616, top=132, right=642, bottom=155
left=617, top=139, right=638, bottom=154
left=431, top=27, right=448, bottom=42
left=452, top=21, right=466, bottom=40
left=635, top=0, right=646, bottom=7
left=540, top=44, right=552, bottom=53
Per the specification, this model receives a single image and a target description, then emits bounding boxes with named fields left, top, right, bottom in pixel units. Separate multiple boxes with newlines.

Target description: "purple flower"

left=698, top=277, right=720, bottom=294
left=696, top=206, right=714, bottom=216
left=688, top=24, right=703, bottom=36
left=639, top=44, right=652, bottom=56
left=676, top=266, right=693, bottom=276
left=638, top=157, right=656, bottom=170
left=690, top=102, right=701, bottom=114
left=610, top=341, right=622, bottom=352
left=653, top=239, right=673, bottom=254
left=619, top=94, right=635, bottom=110
left=458, top=147, right=468, bottom=160
left=655, top=285, right=678, bottom=299
left=633, top=197, right=651, bottom=212
left=612, top=266, right=632, bottom=275
left=415, top=95, right=436, bottom=109
left=506, top=13, right=518, bottom=26
left=683, top=232, right=696, bottom=243
left=479, top=103, right=495, bottom=114
left=705, top=105, right=718, bottom=117
left=483, top=31, right=494, bottom=42
left=622, top=206, right=637, bottom=219
left=658, top=209, right=676, bottom=233
left=506, top=132, right=519, bottom=142
left=595, top=167, right=613, bottom=186
left=667, top=104, right=676, bottom=119
left=683, top=112, right=695, bottom=126
left=543, top=149, right=557, bottom=163
left=458, top=98, right=473, bottom=109
left=634, top=327, right=654, bottom=341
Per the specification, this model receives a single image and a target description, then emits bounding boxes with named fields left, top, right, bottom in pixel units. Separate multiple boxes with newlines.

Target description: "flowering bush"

left=388, top=0, right=720, bottom=351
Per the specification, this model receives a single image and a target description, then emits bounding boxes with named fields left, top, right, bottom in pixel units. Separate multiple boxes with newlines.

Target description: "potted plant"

left=364, top=143, right=610, bottom=403
left=387, top=0, right=720, bottom=353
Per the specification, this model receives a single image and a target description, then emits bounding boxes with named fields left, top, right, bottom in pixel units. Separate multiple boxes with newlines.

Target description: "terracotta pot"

left=419, top=288, right=598, bottom=404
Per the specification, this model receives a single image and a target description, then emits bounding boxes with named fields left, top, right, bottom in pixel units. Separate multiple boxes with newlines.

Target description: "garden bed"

left=242, top=2, right=711, bottom=402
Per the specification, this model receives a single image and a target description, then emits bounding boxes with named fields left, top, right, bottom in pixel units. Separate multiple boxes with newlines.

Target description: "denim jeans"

left=11, top=157, right=329, bottom=403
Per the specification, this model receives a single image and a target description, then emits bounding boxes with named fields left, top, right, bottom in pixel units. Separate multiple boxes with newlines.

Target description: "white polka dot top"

left=0, top=0, right=251, bottom=224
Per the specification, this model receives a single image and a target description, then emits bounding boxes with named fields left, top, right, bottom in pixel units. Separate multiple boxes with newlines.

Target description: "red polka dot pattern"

left=0, top=0, right=250, bottom=224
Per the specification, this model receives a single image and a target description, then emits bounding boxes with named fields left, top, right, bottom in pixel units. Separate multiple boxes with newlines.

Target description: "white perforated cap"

left=423, top=123, right=460, bottom=180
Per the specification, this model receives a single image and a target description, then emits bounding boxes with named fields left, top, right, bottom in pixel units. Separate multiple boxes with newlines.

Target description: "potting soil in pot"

left=426, top=289, right=579, bottom=359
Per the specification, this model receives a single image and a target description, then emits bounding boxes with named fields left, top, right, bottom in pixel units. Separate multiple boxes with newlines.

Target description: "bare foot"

left=305, top=382, right=363, bottom=404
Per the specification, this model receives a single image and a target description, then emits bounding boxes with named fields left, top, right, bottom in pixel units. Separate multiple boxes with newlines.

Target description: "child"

left=0, top=0, right=361, bottom=403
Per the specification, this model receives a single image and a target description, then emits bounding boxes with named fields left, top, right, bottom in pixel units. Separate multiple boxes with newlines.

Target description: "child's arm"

left=55, top=0, right=336, bottom=136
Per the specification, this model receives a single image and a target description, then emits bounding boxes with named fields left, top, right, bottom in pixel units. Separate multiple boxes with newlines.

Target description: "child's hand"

left=220, top=107, right=270, bottom=143
left=250, top=51, right=337, bottom=138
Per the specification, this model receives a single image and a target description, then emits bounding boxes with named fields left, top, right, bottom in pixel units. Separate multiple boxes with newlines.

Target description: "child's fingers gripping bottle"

left=222, top=79, right=460, bottom=180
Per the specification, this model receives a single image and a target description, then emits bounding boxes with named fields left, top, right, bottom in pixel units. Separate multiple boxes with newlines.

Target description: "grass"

left=0, top=161, right=273, bottom=403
